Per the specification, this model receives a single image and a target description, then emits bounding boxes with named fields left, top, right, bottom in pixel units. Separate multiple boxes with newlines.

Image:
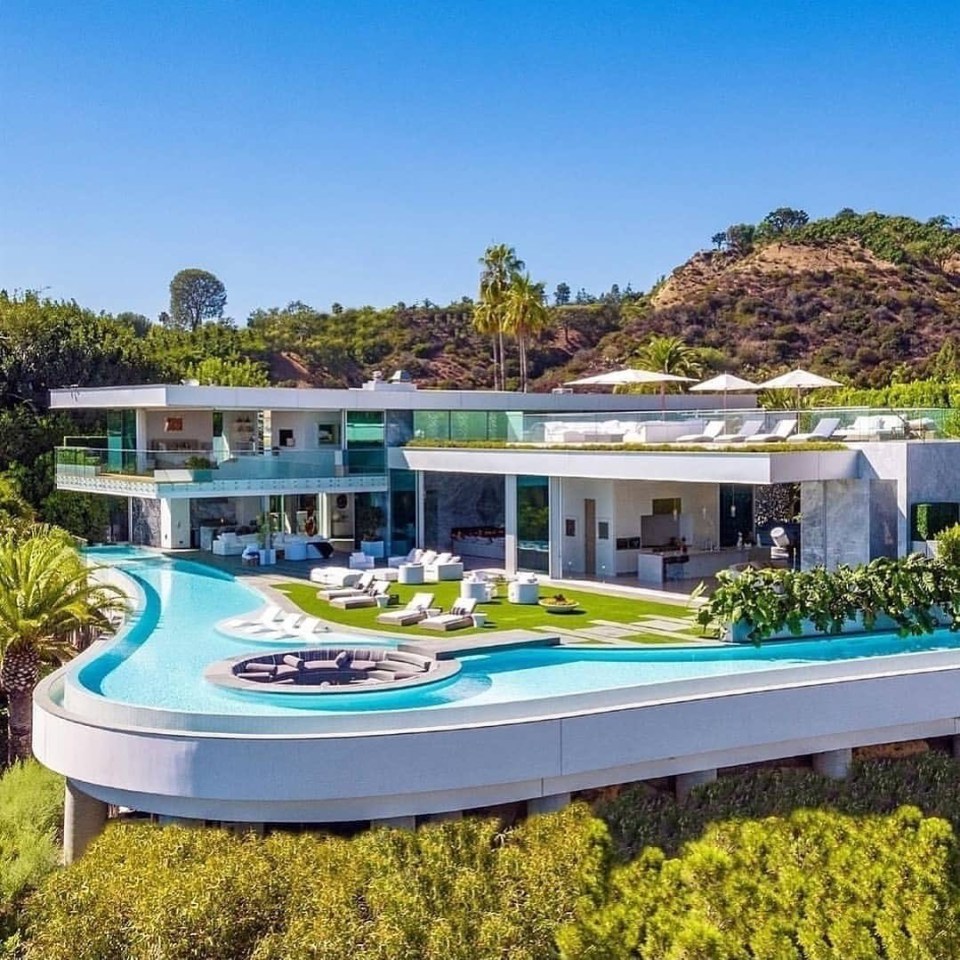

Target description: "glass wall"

left=412, top=410, right=509, bottom=443
left=389, top=469, right=417, bottom=556
left=345, top=411, right=386, bottom=475
left=106, top=409, right=136, bottom=472
left=719, top=484, right=754, bottom=547
left=517, top=475, right=549, bottom=573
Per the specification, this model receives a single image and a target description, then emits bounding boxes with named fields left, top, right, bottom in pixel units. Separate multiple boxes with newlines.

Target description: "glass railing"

left=401, top=407, right=953, bottom=446
left=55, top=445, right=386, bottom=482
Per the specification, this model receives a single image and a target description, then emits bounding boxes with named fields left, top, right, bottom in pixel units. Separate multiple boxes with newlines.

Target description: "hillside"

left=253, top=211, right=960, bottom=391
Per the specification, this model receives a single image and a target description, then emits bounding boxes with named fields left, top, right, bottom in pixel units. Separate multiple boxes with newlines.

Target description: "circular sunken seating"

left=205, top=646, right=460, bottom=695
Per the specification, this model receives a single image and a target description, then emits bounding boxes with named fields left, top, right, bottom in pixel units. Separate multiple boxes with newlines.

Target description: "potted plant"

left=356, top=501, right=386, bottom=558
left=257, top=513, right=276, bottom=566
left=538, top=593, right=580, bottom=614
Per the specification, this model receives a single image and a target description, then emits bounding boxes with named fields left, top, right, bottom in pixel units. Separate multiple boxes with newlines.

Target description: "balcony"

left=55, top=446, right=387, bottom=499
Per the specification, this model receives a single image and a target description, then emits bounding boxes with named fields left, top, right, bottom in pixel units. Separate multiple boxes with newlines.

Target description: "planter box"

left=361, top=540, right=385, bottom=558
left=727, top=607, right=953, bottom=643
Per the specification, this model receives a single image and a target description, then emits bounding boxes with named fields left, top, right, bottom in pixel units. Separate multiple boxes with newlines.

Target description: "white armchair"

left=349, top=552, right=375, bottom=570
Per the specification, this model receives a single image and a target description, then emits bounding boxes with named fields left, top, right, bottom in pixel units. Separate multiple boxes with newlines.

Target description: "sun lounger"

left=749, top=419, right=797, bottom=443
left=713, top=418, right=765, bottom=443
left=376, top=592, right=435, bottom=626
left=225, top=604, right=282, bottom=631
left=309, top=567, right=361, bottom=588
left=675, top=420, right=726, bottom=443
left=317, top=570, right=375, bottom=600
left=787, top=416, right=841, bottom=443
left=419, top=597, right=477, bottom=632
left=296, top=616, right=326, bottom=636
left=329, top=581, right=389, bottom=609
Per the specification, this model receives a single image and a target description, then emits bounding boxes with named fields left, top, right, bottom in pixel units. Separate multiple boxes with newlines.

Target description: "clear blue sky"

left=2, top=1, right=959, bottom=322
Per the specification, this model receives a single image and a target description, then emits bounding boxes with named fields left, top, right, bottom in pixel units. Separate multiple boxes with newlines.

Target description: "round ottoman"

left=398, top=564, right=425, bottom=585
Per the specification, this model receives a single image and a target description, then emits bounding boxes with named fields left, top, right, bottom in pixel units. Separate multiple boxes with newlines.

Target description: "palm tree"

left=0, top=531, right=124, bottom=762
left=504, top=273, right=550, bottom=392
left=634, top=335, right=702, bottom=383
left=476, top=244, right=524, bottom=390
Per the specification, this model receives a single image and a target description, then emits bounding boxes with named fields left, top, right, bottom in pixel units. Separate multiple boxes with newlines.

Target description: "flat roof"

left=49, top=383, right=756, bottom=414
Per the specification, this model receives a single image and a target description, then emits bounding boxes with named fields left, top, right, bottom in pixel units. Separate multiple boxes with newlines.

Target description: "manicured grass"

left=274, top=579, right=703, bottom=643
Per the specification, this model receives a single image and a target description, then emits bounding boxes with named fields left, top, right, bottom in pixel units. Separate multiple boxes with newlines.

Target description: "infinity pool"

left=73, top=546, right=960, bottom=718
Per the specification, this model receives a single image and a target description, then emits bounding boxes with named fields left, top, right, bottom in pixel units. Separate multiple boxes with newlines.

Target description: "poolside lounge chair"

left=749, top=419, right=797, bottom=443
left=279, top=612, right=305, bottom=633
left=420, top=597, right=477, bottom=632
left=787, top=416, right=841, bottom=443
left=309, top=567, right=361, bottom=588
left=296, top=616, right=327, bottom=636
left=226, top=604, right=283, bottom=631
left=713, top=418, right=765, bottom=443
left=675, top=420, right=726, bottom=444
left=317, top=570, right=376, bottom=600
left=329, top=581, right=389, bottom=609
left=376, top=592, right=435, bottom=626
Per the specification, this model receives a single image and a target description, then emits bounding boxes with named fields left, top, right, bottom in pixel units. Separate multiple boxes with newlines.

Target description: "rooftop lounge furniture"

left=317, top=570, right=375, bottom=601
left=836, top=415, right=905, bottom=442
left=419, top=597, right=477, bottom=632
left=329, top=580, right=389, bottom=609
left=749, top=419, right=797, bottom=443
left=376, top=592, right=435, bottom=626
left=713, top=417, right=765, bottom=443
left=788, top=416, right=841, bottom=443
left=675, top=420, right=726, bottom=444
left=309, top=567, right=361, bottom=589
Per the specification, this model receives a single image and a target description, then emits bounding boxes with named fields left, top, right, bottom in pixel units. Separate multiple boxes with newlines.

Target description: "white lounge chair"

left=375, top=592, right=435, bottom=626
left=329, top=581, right=389, bottom=609
left=420, top=597, right=477, bottom=632
left=713, top=418, right=765, bottom=443
left=309, top=567, right=361, bottom=588
left=296, top=616, right=327, bottom=636
left=788, top=417, right=841, bottom=443
left=279, top=613, right=305, bottom=633
left=317, top=570, right=376, bottom=600
left=675, top=420, right=726, bottom=443
left=226, top=604, right=283, bottom=631
left=749, top=419, right=797, bottom=443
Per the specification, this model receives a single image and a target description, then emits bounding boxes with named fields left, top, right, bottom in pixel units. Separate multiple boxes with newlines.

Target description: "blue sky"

left=2, top=1, right=959, bottom=322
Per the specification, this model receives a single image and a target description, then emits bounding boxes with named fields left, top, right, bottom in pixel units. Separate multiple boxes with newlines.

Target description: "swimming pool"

left=72, top=546, right=960, bottom=719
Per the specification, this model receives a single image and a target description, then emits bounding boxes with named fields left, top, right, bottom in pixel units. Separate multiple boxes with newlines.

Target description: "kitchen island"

left=636, top=546, right=770, bottom=586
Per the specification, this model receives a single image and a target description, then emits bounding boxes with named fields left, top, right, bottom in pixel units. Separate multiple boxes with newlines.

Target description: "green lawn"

left=274, top=579, right=704, bottom=643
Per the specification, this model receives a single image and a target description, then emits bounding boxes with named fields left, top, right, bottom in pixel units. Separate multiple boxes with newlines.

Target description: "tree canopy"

left=168, top=268, right=227, bottom=331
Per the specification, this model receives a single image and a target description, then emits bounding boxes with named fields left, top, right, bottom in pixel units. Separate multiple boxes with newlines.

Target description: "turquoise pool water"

left=74, top=546, right=960, bottom=717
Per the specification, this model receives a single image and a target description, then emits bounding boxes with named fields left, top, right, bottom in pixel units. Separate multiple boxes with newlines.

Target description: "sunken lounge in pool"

left=205, top=646, right=461, bottom=695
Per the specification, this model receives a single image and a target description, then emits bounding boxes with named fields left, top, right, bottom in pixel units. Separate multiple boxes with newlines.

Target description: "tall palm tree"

left=476, top=244, right=524, bottom=390
left=0, top=531, right=124, bottom=762
left=504, top=273, right=550, bottom=392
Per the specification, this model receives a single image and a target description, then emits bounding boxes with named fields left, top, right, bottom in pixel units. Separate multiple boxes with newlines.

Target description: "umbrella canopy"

left=690, top=374, right=760, bottom=393
left=758, top=369, right=840, bottom=390
left=566, top=368, right=696, bottom=387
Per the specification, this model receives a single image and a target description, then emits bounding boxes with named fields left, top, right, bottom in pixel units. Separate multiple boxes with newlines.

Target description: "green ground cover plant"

left=405, top=438, right=845, bottom=453
left=24, top=754, right=960, bottom=960
left=274, top=579, right=702, bottom=642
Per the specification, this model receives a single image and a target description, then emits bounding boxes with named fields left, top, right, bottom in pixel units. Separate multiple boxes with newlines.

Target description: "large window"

left=106, top=409, right=136, bottom=472
left=389, top=470, right=417, bottom=555
left=345, top=411, right=385, bottom=475
left=517, top=475, right=549, bottom=573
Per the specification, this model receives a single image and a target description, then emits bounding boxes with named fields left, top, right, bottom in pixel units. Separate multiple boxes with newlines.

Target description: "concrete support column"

left=548, top=477, right=563, bottom=579
left=675, top=768, right=717, bottom=801
left=812, top=747, right=852, bottom=779
left=63, top=779, right=108, bottom=864
left=423, top=810, right=463, bottom=824
left=504, top=474, right=518, bottom=577
left=159, top=498, right=191, bottom=549
left=527, top=792, right=571, bottom=816
left=372, top=815, right=417, bottom=830
left=415, top=471, right=425, bottom=549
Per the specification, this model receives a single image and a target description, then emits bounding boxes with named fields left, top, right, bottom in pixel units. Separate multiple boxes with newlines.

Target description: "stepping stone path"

left=534, top=611, right=710, bottom=645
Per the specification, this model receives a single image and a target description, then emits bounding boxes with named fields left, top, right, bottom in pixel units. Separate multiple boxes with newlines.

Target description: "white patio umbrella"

left=565, top=369, right=696, bottom=387
left=566, top=368, right=696, bottom=411
left=758, top=368, right=841, bottom=422
left=689, top=373, right=760, bottom=412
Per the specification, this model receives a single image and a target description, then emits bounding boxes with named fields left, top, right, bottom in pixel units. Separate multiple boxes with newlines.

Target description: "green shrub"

left=24, top=805, right=610, bottom=960
left=558, top=806, right=960, bottom=960
left=0, top=761, right=63, bottom=940
left=936, top=524, right=960, bottom=568
left=912, top=502, right=960, bottom=542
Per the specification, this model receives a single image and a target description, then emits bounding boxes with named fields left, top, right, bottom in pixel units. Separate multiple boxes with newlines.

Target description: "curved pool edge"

left=34, top=648, right=960, bottom=822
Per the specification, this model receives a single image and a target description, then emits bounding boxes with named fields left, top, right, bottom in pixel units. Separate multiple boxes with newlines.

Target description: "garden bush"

left=558, top=806, right=960, bottom=960
left=24, top=805, right=610, bottom=960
